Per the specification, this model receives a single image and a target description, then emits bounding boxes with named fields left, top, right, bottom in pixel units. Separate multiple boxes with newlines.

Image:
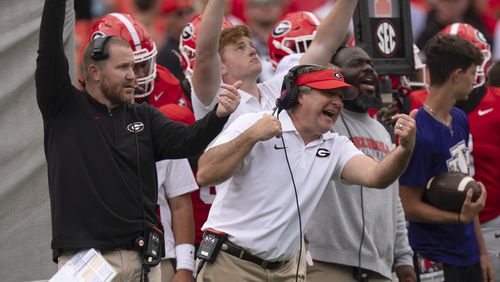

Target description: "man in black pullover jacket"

left=35, top=0, right=239, bottom=280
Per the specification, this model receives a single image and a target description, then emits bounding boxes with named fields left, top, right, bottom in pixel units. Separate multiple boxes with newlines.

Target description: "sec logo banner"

left=376, top=21, right=397, bottom=57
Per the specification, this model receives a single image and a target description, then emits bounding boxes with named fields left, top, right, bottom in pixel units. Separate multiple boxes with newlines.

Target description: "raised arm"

left=300, top=0, right=358, bottom=65
left=35, top=0, right=73, bottom=117
left=191, top=0, right=225, bottom=106
left=341, top=110, right=417, bottom=188
left=197, top=115, right=282, bottom=186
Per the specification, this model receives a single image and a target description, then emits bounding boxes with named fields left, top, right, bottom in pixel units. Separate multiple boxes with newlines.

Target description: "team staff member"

left=89, top=13, right=192, bottom=109
left=196, top=65, right=417, bottom=281
left=183, top=0, right=356, bottom=257
left=35, top=0, right=239, bottom=281
left=399, top=34, right=494, bottom=282
left=90, top=14, right=200, bottom=281
left=306, top=47, right=416, bottom=282
left=191, top=0, right=358, bottom=125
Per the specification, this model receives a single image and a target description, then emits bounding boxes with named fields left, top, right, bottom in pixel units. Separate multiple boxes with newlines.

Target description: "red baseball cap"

left=161, top=0, right=193, bottom=15
left=295, top=69, right=358, bottom=100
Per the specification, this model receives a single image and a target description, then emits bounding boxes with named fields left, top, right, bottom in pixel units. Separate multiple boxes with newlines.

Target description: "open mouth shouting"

left=359, top=75, right=376, bottom=94
left=321, top=109, right=338, bottom=121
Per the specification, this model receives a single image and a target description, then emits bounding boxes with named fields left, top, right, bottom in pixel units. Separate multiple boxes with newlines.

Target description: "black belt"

left=220, top=242, right=288, bottom=270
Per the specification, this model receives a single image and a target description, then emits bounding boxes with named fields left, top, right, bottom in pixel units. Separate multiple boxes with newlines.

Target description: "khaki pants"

left=307, top=260, right=390, bottom=282
left=160, top=259, right=175, bottom=282
left=58, top=249, right=161, bottom=282
left=196, top=251, right=305, bottom=282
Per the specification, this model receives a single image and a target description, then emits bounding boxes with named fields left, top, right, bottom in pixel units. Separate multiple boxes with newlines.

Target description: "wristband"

left=457, top=213, right=464, bottom=225
left=175, top=244, right=195, bottom=272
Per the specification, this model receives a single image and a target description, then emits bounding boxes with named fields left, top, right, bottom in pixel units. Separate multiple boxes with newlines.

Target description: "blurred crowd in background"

left=72, top=0, right=500, bottom=87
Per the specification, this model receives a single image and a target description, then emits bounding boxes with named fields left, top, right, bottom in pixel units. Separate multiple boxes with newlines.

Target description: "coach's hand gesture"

left=393, top=109, right=418, bottom=151
left=246, top=114, right=282, bottom=141
left=215, top=80, right=241, bottom=118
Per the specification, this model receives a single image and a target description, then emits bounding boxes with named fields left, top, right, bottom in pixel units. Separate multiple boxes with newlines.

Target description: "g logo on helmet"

left=333, top=72, right=342, bottom=80
left=474, top=30, right=487, bottom=45
left=181, top=23, right=195, bottom=41
left=272, top=20, right=292, bottom=38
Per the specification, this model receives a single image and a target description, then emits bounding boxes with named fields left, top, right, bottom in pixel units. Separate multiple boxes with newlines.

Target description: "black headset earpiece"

left=275, top=64, right=322, bottom=114
left=91, top=35, right=114, bottom=61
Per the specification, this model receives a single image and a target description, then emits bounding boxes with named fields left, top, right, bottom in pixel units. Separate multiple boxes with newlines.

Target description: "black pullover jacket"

left=36, top=0, right=227, bottom=260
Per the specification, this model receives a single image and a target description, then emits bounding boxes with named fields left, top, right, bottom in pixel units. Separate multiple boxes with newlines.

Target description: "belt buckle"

left=261, top=260, right=268, bottom=269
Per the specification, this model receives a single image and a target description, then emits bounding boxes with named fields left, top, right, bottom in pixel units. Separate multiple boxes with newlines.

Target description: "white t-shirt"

left=156, top=159, right=198, bottom=258
left=202, top=111, right=362, bottom=261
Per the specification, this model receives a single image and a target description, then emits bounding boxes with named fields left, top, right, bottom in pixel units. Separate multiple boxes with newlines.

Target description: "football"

left=424, top=172, right=481, bottom=213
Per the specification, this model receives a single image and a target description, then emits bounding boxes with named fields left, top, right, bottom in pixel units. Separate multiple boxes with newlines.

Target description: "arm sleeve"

left=332, top=136, right=364, bottom=181
left=150, top=105, right=229, bottom=160
left=159, top=159, right=198, bottom=199
left=393, top=194, right=414, bottom=267
left=35, top=0, right=73, bottom=117
left=191, top=87, right=218, bottom=120
left=208, top=112, right=262, bottom=149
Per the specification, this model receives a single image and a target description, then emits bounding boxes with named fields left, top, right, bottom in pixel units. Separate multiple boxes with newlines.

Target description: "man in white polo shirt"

left=190, top=0, right=358, bottom=124
left=195, top=64, right=418, bottom=282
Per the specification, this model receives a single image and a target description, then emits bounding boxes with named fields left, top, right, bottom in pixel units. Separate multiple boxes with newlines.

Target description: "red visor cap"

left=295, top=69, right=358, bottom=100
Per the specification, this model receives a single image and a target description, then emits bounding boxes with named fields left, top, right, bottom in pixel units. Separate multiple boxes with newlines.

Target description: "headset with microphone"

left=91, top=35, right=114, bottom=61
left=275, top=64, right=322, bottom=115
left=90, top=35, right=145, bottom=96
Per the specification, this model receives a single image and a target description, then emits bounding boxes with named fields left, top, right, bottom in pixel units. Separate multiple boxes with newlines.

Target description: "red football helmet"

left=440, top=23, right=492, bottom=88
left=179, top=14, right=233, bottom=80
left=267, top=11, right=320, bottom=68
left=89, top=13, right=157, bottom=98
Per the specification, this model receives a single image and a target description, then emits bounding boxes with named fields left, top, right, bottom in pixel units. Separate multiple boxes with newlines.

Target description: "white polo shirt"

left=156, top=159, right=198, bottom=258
left=191, top=70, right=288, bottom=124
left=202, top=111, right=362, bottom=261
